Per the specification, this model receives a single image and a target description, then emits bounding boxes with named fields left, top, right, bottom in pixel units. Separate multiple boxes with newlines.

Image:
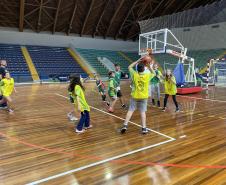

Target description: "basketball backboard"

left=139, top=28, right=185, bottom=56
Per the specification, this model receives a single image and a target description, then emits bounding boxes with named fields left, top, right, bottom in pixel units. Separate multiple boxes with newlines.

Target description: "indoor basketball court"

left=1, top=83, right=226, bottom=184
left=0, top=0, right=226, bottom=184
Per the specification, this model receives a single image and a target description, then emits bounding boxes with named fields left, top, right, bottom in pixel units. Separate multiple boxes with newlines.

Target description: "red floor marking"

left=1, top=132, right=226, bottom=169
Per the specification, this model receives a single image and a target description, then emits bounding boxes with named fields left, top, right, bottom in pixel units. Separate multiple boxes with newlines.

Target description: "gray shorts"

left=148, top=84, right=152, bottom=97
left=151, top=83, right=160, bottom=100
left=110, top=96, right=117, bottom=100
left=129, top=98, right=148, bottom=112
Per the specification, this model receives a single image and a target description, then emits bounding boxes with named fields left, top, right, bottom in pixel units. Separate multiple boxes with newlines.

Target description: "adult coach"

left=114, top=64, right=126, bottom=108
left=0, top=60, right=8, bottom=109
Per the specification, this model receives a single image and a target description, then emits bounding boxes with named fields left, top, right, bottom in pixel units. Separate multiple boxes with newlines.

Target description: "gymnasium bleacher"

left=0, top=44, right=31, bottom=82
left=187, top=49, right=225, bottom=69
left=76, top=48, right=130, bottom=76
left=27, top=46, right=86, bottom=80
left=76, top=48, right=108, bottom=76
left=123, top=52, right=140, bottom=61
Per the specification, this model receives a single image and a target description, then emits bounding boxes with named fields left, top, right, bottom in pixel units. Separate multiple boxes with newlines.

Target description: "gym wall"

left=0, top=27, right=138, bottom=52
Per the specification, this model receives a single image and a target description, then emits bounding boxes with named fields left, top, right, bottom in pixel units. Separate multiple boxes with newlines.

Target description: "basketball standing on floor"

left=120, top=55, right=154, bottom=134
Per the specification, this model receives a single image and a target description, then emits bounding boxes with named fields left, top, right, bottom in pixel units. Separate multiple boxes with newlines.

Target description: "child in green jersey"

left=108, top=71, right=118, bottom=113
left=114, top=64, right=126, bottom=108
left=150, top=64, right=162, bottom=107
left=94, top=74, right=110, bottom=106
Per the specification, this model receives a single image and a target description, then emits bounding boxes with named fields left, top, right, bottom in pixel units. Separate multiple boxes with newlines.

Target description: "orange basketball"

left=140, top=55, right=152, bottom=66
left=146, top=48, right=153, bottom=55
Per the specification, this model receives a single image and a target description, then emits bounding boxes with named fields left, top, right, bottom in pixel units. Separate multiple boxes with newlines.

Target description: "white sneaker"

left=70, top=116, right=78, bottom=121
left=67, top=113, right=78, bottom=121
left=84, top=125, right=93, bottom=130
left=142, top=128, right=149, bottom=134
left=175, top=108, right=180, bottom=112
left=75, top=129, right=85, bottom=133
left=8, top=108, right=14, bottom=113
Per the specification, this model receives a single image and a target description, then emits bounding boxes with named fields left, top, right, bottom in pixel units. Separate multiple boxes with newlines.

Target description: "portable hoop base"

left=177, top=87, right=203, bottom=95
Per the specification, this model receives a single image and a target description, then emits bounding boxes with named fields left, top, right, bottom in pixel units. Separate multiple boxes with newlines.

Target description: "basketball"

left=140, top=55, right=152, bottom=66
left=146, top=48, right=153, bottom=55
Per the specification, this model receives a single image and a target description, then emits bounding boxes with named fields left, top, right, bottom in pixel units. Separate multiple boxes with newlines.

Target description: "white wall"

left=171, top=22, right=226, bottom=50
left=0, top=27, right=138, bottom=51
left=3, top=22, right=225, bottom=51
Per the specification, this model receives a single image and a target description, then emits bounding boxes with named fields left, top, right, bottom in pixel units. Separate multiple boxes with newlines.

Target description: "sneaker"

left=7, top=108, right=14, bottom=113
left=67, top=113, right=78, bottom=121
left=162, top=107, right=166, bottom=112
left=175, top=108, right=180, bottom=112
left=120, top=125, right=128, bottom=134
left=67, top=112, right=72, bottom=118
left=84, top=125, right=93, bottom=130
left=75, top=129, right=85, bottom=133
left=70, top=116, right=78, bottom=121
left=142, top=128, right=149, bottom=134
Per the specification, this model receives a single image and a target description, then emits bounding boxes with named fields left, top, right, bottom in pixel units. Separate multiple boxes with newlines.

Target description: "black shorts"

left=117, top=90, right=122, bottom=98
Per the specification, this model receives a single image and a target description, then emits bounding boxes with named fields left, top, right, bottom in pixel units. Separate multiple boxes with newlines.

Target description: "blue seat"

left=0, top=43, right=30, bottom=82
left=27, top=45, right=86, bottom=80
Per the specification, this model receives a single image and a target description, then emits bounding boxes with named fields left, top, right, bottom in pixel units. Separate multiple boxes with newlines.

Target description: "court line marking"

left=55, top=93, right=175, bottom=141
left=26, top=139, right=174, bottom=185
left=1, top=131, right=225, bottom=179
left=1, top=131, right=225, bottom=173
left=15, top=91, right=226, bottom=120
left=1, top=92, right=225, bottom=184
left=176, top=94, right=226, bottom=103
left=91, top=86, right=226, bottom=120
left=159, top=92, right=226, bottom=103
left=14, top=83, right=226, bottom=103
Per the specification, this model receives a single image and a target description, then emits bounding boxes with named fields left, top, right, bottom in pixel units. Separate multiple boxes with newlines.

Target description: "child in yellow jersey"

left=68, top=75, right=92, bottom=133
left=67, top=74, right=79, bottom=122
left=120, top=56, right=155, bottom=134
left=161, top=69, right=179, bottom=112
left=0, top=72, right=16, bottom=113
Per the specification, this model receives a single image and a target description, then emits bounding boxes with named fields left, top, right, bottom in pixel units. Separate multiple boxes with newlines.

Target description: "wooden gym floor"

left=0, top=82, right=226, bottom=185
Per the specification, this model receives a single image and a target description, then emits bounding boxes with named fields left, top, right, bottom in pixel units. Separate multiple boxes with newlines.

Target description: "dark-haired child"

left=120, top=56, right=154, bottom=134
left=68, top=75, right=92, bottom=133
